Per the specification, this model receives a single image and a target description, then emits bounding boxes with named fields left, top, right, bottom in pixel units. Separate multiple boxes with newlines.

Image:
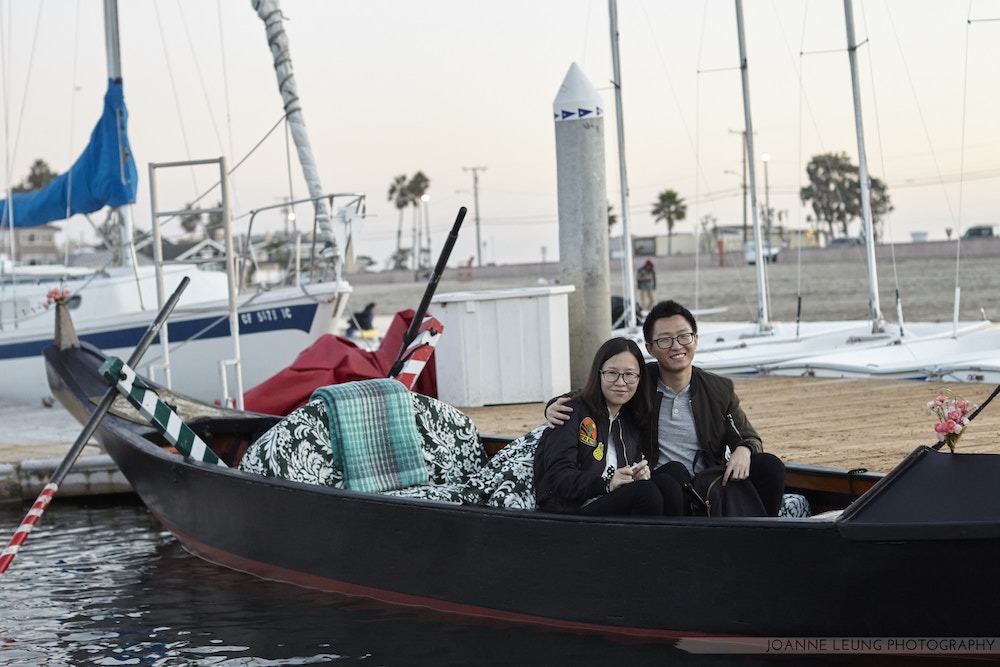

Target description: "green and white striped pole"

left=99, top=356, right=227, bottom=467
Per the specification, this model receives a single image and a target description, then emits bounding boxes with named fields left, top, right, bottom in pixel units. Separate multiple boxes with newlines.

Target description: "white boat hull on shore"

left=1, top=263, right=350, bottom=404
left=766, top=322, right=1000, bottom=380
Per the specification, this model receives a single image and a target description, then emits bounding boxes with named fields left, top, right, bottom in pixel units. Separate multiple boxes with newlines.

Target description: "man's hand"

left=723, top=445, right=751, bottom=484
left=545, top=395, right=573, bottom=428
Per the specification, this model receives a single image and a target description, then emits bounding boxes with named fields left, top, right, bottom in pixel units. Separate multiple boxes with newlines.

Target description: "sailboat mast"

left=734, top=0, right=770, bottom=334
left=103, top=0, right=135, bottom=268
left=252, top=0, right=337, bottom=260
left=608, top=0, right=638, bottom=330
left=844, top=0, right=883, bottom=333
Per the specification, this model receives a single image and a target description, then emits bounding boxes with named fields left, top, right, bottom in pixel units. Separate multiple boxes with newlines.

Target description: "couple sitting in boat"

left=535, top=300, right=785, bottom=517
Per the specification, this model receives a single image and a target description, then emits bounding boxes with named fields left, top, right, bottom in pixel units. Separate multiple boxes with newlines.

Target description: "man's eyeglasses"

left=651, top=332, right=696, bottom=350
left=600, top=370, right=641, bottom=385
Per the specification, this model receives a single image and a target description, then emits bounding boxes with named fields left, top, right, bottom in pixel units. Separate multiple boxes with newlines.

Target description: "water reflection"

left=2, top=500, right=826, bottom=666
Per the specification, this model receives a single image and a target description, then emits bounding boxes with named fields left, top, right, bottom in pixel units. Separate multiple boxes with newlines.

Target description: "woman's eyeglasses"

left=651, top=332, right=695, bottom=349
left=600, top=370, right=641, bottom=385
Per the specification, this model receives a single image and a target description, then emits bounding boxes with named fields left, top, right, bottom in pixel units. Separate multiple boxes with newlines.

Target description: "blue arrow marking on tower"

left=578, top=108, right=592, bottom=118
left=561, top=109, right=575, bottom=119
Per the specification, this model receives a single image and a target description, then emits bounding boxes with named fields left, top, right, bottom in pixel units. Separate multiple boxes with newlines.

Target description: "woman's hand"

left=723, top=446, right=751, bottom=484
left=608, top=459, right=649, bottom=492
left=545, top=396, right=573, bottom=428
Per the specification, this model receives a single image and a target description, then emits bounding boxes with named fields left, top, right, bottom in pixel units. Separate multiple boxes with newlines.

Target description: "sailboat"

left=0, top=0, right=363, bottom=407
left=682, top=0, right=990, bottom=376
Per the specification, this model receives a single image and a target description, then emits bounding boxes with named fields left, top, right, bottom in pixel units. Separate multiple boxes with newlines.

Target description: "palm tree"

left=406, top=171, right=431, bottom=268
left=651, top=189, right=687, bottom=255
left=387, top=174, right=410, bottom=261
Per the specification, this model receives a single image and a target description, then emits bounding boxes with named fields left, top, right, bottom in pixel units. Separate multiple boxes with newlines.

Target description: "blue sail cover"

left=0, top=79, right=138, bottom=228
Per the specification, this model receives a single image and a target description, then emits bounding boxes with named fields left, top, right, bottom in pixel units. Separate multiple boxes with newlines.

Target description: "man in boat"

left=345, top=302, right=376, bottom=338
left=547, top=299, right=785, bottom=515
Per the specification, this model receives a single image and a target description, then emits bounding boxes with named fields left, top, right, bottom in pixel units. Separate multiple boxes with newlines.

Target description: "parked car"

left=743, top=241, right=779, bottom=264
left=963, top=225, right=996, bottom=239
left=828, top=236, right=864, bottom=247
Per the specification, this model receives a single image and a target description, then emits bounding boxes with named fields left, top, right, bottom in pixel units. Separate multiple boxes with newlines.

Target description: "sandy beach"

left=2, top=251, right=997, bottom=476
left=351, top=250, right=1000, bottom=473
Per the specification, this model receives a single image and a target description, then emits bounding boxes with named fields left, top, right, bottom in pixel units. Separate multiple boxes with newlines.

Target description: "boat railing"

left=242, top=192, right=366, bottom=291
left=148, top=157, right=242, bottom=408
left=145, top=158, right=365, bottom=409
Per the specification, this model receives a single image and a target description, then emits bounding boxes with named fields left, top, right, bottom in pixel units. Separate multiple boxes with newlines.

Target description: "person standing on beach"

left=547, top=300, right=785, bottom=516
left=636, top=260, right=656, bottom=310
left=533, top=337, right=685, bottom=516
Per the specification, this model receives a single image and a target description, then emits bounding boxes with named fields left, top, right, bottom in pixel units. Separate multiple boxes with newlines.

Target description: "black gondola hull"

left=44, top=342, right=1000, bottom=639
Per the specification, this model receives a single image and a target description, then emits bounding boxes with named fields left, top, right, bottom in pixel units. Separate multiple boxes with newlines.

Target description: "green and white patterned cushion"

left=411, top=394, right=488, bottom=484
left=239, top=392, right=488, bottom=493
left=238, top=399, right=343, bottom=486
left=465, top=424, right=546, bottom=509
left=778, top=493, right=811, bottom=518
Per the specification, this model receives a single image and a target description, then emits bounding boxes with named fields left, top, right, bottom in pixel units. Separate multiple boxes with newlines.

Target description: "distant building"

left=0, top=224, right=62, bottom=265
left=611, top=224, right=820, bottom=259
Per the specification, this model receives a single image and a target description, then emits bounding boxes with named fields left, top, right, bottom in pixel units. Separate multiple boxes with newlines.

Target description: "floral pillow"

left=464, top=424, right=547, bottom=509
left=239, top=392, right=488, bottom=492
left=411, top=394, right=488, bottom=484
left=238, top=398, right=342, bottom=486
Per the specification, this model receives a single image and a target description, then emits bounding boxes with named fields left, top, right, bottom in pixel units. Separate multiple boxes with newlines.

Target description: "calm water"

left=0, top=500, right=832, bottom=666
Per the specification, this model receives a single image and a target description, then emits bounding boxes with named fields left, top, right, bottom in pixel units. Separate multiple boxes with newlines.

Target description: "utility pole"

left=728, top=128, right=750, bottom=244
left=463, top=166, right=486, bottom=267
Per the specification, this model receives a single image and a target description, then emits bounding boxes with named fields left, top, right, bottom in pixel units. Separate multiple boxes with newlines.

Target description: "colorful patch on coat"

left=594, top=441, right=605, bottom=461
left=578, top=417, right=597, bottom=447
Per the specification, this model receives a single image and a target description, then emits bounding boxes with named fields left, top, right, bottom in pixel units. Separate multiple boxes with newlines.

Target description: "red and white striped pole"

left=0, top=483, right=58, bottom=572
left=0, top=277, right=189, bottom=574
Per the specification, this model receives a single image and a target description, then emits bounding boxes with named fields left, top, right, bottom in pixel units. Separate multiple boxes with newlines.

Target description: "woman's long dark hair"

left=577, top=337, right=649, bottom=423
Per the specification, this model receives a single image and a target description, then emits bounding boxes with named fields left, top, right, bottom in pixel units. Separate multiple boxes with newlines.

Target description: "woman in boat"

left=548, top=300, right=785, bottom=516
left=533, top=337, right=685, bottom=516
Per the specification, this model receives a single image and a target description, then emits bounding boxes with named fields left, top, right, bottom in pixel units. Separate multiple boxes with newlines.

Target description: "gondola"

left=43, top=318, right=1000, bottom=641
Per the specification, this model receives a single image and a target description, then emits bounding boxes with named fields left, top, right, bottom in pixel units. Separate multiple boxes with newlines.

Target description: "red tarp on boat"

left=243, top=309, right=438, bottom=415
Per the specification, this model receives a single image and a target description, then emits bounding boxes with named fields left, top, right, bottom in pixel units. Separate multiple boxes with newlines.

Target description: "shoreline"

left=347, top=251, right=999, bottom=324
left=458, top=376, right=1000, bottom=474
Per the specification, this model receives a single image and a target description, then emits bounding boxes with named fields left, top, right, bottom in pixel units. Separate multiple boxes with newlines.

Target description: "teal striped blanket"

left=311, top=379, right=428, bottom=493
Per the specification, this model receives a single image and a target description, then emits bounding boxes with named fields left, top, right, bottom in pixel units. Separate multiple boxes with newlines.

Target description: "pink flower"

left=44, top=287, right=71, bottom=309
left=926, top=391, right=977, bottom=453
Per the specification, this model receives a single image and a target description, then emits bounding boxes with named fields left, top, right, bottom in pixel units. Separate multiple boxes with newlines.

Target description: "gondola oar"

left=0, top=277, right=191, bottom=574
left=388, top=206, right=466, bottom=379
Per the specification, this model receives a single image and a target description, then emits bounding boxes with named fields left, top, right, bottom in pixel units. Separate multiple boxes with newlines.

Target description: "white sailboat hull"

left=765, top=322, right=999, bottom=380
left=1, top=262, right=350, bottom=404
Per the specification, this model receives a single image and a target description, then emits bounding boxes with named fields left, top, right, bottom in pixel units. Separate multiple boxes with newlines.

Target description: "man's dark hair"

left=642, top=300, right=698, bottom=342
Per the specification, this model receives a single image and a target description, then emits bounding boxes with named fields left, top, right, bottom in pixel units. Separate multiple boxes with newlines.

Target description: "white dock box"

left=430, top=285, right=575, bottom=406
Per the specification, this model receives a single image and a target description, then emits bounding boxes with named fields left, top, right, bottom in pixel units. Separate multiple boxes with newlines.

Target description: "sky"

left=2, top=0, right=999, bottom=269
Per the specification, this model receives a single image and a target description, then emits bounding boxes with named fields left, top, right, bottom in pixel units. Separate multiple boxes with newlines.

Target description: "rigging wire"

left=640, top=0, right=727, bottom=227
left=794, top=1, right=810, bottom=319
left=173, top=0, right=227, bottom=189
left=8, top=0, right=44, bottom=177
left=954, top=1, right=973, bottom=304
left=66, top=1, right=81, bottom=222
left=284, top=116, right=296, bottom=230
left=858, top=2, right=904, bottom=328
left=191, top=112, right=292, bottom=224
left=881, top=3, right=956, bottom=227
left=1, top=0, right=11, bottom=264
left=216, top=0, right=239, bottom=213
left=1, top=1, right=46, bottom=276
left=645, top=0, right=756, bottom=319
left=692, top=1, right=705, bottom=310
left=153, top=1, right=199, bottom=196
